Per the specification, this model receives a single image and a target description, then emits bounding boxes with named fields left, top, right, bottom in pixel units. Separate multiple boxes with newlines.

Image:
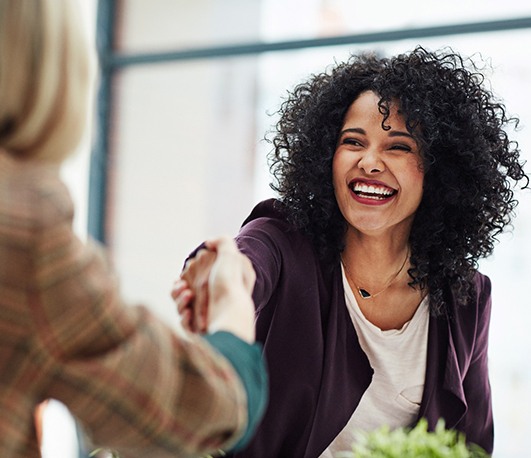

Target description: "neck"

left=343, top=230, right=409, bottom=269
left=341, top=232, right=411, bottom=295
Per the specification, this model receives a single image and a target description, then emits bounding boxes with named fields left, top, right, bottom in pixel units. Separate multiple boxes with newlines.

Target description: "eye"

left=341, top=137, right=363, bottom=147
left=389, top=144, right=412, bottom=152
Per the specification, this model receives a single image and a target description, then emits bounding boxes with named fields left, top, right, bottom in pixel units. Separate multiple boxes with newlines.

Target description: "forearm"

left=54, top=313, right=251, bottom=456
left=33, top=239, right=252, bottom=456
left=204, top=332, right=268, bottom=453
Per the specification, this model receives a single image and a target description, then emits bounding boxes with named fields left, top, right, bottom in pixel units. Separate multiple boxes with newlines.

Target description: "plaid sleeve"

left=0, top=161, right=256, bottom=457
left=204, top=332, right=268, bottom=453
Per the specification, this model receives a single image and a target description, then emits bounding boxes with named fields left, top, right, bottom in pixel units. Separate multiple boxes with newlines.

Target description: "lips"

left=348, top=179, right=397, bottom=202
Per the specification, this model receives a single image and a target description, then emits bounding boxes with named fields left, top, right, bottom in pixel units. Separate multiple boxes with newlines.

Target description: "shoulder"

left=237, top=199, right=321, bottom=272
left=446, top=270, right=492, bottom=340
left=240, top=199, right=290, bottom=231
left=462, top=270, right=492, bottom=317
left=238, top=199, right=306, bottom=249
left=472, top=270, right=492, bottom=326
left=473, top=270, right=492, bottom=302
left=0, top=153, right=74, bottom=236
left=446, top=271, right=491, bottom=313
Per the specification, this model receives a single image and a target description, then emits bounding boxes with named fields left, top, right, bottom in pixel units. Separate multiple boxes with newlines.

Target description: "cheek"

left=405, top=156, right=424, bottom=183
left=331, top=154, right=342, bottom=190
left=406, top=167, right=425, bottom=204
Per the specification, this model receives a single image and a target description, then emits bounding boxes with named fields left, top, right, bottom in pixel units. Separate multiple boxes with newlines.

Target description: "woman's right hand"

left=204, top=237, right=256, bottom=342
left=173, top=237, right=256, bottom=343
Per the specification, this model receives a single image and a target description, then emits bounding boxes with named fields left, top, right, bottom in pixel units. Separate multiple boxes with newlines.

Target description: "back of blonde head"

left=0, top=0, right=93, bottom=162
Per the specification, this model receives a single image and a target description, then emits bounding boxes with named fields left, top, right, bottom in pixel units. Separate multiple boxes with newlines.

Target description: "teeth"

left=352, top=182, right=394, bottom=197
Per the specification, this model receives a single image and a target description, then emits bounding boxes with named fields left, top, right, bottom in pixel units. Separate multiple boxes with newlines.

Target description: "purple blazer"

left=230, top=199, right=493, bottom=458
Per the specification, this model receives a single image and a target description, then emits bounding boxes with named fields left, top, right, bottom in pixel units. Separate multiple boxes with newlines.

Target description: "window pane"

left=117, top=0, right=531, bottom=53
left=263, top=0, right=531, bottom=41
left=117, top=0, right=261, bottom=53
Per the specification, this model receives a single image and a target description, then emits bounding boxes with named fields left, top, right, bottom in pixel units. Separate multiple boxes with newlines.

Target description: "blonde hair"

left=0, top=0, right=94, bottom=161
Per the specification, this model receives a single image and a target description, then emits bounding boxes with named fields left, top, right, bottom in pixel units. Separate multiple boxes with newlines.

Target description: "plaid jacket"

left=0, top=151, right=249, bottom=457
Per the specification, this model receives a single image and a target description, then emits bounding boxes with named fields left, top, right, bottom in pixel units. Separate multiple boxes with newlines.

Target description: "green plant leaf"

left=336, top=418, right=489, bottom=458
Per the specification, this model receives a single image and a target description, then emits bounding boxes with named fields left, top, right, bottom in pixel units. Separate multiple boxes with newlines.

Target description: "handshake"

left=172, top=237, right=256, bottom=343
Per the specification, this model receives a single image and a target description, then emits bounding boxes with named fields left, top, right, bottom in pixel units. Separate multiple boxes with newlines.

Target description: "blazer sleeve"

left=18, top=177, right=265, bottom=458
left=204, top=332, right=268, bottom=453
left=235, top=217, right=284, bottom=315
left=186, top=201, right=288, bottom=318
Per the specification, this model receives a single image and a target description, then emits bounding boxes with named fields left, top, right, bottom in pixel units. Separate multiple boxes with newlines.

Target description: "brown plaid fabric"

left=0, top=151, right=247, bottom=457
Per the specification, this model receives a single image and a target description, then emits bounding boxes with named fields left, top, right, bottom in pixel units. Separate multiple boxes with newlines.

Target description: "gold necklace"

left=342, top=248, right=410, bottom=300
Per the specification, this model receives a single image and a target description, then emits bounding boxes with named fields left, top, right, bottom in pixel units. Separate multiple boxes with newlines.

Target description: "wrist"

left=207, top=292, right=255, bottom=343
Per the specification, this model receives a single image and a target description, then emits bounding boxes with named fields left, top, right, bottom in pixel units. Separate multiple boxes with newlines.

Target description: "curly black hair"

left=268, top=46, right=529, bottom=315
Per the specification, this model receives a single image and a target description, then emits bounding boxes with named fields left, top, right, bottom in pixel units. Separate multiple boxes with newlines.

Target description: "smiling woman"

left=178, top=46, right=529, bottom=458
left=333, top=91, right=424, bottom=240
left=333, top=91, right=425, bottom=330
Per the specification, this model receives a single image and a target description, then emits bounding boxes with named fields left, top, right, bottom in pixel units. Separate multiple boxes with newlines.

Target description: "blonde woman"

left=0, top=1, right=266, bottom=457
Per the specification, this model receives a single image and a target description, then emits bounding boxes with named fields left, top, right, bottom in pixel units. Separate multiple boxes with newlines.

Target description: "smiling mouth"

left=349, top=181, right=397, bottom=200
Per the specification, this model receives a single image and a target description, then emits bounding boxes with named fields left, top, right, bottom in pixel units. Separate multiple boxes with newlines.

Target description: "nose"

left=357, top=147, right=384, bottom=174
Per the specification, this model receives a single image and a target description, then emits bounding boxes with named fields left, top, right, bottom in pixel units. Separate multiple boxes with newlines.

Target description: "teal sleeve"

left=203, top=331, right=268, bottom=452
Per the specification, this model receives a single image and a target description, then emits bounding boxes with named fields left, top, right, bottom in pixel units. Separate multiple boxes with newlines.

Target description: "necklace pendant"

left=358, top=288, right=372, bottom=299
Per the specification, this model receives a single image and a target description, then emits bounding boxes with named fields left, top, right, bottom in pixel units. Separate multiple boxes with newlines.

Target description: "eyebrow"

left=339, top=127, right=415, bottom=140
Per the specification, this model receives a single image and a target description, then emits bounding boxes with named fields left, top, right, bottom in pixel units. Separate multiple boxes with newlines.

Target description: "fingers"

left=204, top=236, right=237, bottom=254
left=171, top=279, right=193, bottom=314
left=175, top=237, right=256, bottom=340
left=181, top=249, right=216, bottom=285
left=179, top=308, right=193, bottom=332
left=172, top=279, right=196, bottom=332
left=177, top=249, right=217, bottom=334
left=202, top=237, right=256, bottom=342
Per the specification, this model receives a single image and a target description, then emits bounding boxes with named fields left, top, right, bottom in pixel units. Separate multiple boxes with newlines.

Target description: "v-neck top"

left=320, top=267, right=429, bottom=457
left=223, top=198, right=494, bottom=457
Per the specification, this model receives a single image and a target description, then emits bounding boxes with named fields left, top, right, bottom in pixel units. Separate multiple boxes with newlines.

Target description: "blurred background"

left=47, top=0, right=531, bottom=456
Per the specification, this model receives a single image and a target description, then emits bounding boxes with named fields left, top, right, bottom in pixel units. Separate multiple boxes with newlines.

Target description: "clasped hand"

left=172, top=237, right=256, bottom=343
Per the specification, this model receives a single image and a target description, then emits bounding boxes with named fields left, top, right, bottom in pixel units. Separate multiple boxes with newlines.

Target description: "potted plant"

left=335, top=419, right=489, bottom=458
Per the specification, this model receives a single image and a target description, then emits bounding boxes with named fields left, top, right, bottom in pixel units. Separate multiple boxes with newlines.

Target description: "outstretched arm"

left=11, top=175, right=266, bottom=458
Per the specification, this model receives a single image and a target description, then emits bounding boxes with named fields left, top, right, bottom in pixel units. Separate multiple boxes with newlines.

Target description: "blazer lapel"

left=419, top=312, right=467, bottom=430
left=303, top=264, right=373, bottom=458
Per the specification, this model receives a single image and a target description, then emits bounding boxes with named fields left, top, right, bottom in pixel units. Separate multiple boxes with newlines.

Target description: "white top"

left=320, top=266, right=429, bottom=458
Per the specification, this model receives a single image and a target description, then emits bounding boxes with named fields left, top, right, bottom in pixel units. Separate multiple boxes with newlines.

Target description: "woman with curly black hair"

left=177, top=46, right=528, bottom=457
